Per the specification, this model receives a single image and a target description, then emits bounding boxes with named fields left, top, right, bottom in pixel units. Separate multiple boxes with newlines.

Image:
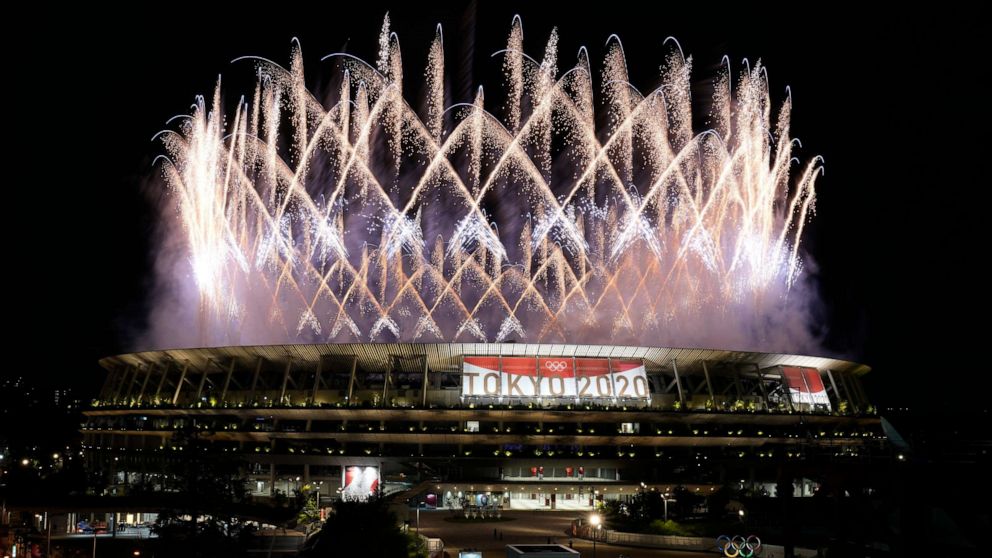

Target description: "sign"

left=462, top=356, right=649, bottom=400
left=342, top=466, right=379, bottom=501
left=781, top=367, right=831, bottom=409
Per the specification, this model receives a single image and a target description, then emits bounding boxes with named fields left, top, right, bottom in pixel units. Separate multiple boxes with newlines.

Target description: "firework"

left=154, top=16, right=821, bottom=348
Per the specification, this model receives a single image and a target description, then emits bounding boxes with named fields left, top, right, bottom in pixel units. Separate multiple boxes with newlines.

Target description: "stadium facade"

left=82, top=343, right=882, bottom=510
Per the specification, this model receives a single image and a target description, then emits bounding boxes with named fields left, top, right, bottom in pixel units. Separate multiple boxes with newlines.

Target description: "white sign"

left=462, top=356, right=649, bottom=400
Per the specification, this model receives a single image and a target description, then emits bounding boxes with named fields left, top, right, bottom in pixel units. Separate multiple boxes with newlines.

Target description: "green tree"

left=149, top=425, right=257, bottom=558
left=296, top=488, right=322, bottom=533
left=600, top=491, right=670, bottom=531
left=302, top=498, right=426, bottom=558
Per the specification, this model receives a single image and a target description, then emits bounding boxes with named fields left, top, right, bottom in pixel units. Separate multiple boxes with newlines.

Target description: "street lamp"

left=659, top=492, right=674, bottom=521
left=738, top=509, right=746, bottom=523
left=589, top=513, right=602, bottom=558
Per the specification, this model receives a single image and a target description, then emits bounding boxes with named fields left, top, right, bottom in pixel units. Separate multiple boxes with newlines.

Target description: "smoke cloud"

left=140, top=17, right=827, bottom=356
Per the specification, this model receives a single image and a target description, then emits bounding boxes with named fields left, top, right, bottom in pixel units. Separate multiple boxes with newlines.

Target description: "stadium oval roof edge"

left=99, top=343, right=870, bottom=376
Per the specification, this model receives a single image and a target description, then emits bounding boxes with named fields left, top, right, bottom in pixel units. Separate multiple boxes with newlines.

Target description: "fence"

left=580, top=525, right=819, bottom=556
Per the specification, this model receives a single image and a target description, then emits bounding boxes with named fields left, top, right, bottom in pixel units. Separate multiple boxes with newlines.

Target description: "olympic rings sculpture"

left=716, top=535, right=762, bottom=557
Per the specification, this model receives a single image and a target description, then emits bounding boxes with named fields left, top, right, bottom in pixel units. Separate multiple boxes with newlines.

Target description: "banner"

left=504, top=357, right=539, bottom=397
left=538, top=357, right=577, bottom=397
left=462, top=356, right=504, bottom=397
left=342, top=466, right=379, bottom=501
left=463, top=356, right=648, bottom=400
left=607, top=359, right=650, bottom=399
left=782, top=366, right=831, bottom=409
left=575, top=358, right=613, bottom=398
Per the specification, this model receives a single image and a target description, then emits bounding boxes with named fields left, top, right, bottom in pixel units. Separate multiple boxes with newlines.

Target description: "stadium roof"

left=100, top=343, right=869, bottom=376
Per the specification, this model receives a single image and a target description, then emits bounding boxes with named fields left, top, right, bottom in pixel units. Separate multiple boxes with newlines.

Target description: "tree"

left=600, top=491, right=670, bottom=531
left=302, top=498, right=426, bottom=558
left=671, top=485, right=703, bottom=519
left=296, top=487, right=322, bottom=534
left=706, top=486, right=732, bottom=518
left=149, top=425, right=257, bottom=558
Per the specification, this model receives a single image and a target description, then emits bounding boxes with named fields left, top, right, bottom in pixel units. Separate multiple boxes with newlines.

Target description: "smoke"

left=139, top=16, right=828, bottom=356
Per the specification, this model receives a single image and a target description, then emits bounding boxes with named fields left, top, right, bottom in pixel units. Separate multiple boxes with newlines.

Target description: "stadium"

left=82, top=343, right=882, bottom=512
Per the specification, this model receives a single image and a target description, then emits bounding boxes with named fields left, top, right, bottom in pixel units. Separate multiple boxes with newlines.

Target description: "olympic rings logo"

left=544, top=361, right=568, bottom=372
left=716, top=535, right=762, bottom=558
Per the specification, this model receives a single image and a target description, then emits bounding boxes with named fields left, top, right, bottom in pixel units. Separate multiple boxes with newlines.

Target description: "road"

left=416, top=510, right=703, bottom=558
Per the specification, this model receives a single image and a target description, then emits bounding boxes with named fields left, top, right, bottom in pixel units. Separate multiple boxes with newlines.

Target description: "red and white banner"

left=462, top=356, right=505, bottom=397
left=782, top=366, right=831, bottom=409
left=575, top=358, right=613, bottom=398
left=464, top=356, right=648, bottom=400
left=504, top=357, right=539, bottom=397
left=610, top=359, right=651, bottom=399
left=342, top=466, right=379, bottom=501
left=538, top=358, right=577, bottom=397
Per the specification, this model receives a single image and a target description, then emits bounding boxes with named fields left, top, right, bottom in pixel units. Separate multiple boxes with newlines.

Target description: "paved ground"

left=416, top=510, right=703, bottom=558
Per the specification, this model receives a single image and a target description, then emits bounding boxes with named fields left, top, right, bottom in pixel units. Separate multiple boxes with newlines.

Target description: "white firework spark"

left=155, top=16, right=824, bottom=349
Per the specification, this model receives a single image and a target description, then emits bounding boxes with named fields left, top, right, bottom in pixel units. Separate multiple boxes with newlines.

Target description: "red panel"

left=782, top=366, right=808, bottom=392
left=539, top=357, right=575, bottom=378
left=464, top=356, right=500, bottom=372
left=575, top=358, right=611, bottom=376
left=611, top=359, right=643, bottom=372
left=803, top=369, right=826, bottom=393
left=503, top=357, right=538, bottom=376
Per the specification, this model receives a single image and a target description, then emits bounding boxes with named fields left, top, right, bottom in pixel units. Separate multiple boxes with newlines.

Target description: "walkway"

left=416, top=510, right=703, bottom=558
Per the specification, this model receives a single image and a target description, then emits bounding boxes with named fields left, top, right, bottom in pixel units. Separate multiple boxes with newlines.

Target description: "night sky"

left=15, top=4, right=986, bottom=410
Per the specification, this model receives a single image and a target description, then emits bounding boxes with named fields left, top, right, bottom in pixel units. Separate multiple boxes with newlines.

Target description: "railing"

left=420, top=535, right=444, bottom=558
left=85, top=395, right=874, bottom=418
left=579, top=526, right=819, bottom=556
left=584, top=526, right=710, bottom=551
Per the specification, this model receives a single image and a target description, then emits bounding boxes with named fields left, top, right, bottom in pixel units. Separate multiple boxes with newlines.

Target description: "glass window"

left=620, top=422, right=639, bottom=434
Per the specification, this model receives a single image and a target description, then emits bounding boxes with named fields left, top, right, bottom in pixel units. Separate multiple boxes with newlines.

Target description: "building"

left=82, top=343, right=883, bottom=510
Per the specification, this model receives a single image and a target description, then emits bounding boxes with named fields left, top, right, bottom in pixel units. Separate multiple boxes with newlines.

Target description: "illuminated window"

left=465, top=421, right=480, bottom=432
left=620, top=422, right=639, bottom=434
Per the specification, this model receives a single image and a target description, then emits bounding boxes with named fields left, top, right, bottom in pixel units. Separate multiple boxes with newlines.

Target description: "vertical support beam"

left=194, top=361, right=211, bottom=403
left=825, top=369, right=842, bottom=409
left=136, top=364, right=155, bottom=405
left=381, top=363, right=391, bottom=407
left=850, top=373, right=867, bottom=411
left=753, top=363, right=770, bottom=410
left=838, top=371, right=860, bottom=413
left=732, top=366, right=744, bottom=401
left=114, top=366, right=134, bottom=402
left=310, top=357, right=324, bottom=404
left=780, top=367, right=796, bottom=413
left=671, top=359, right=685, bottom=407
left=171, top=363, right=190, bottom=406
left=421, top=356, right=429, bottom=407
left=852, top=374, right=869, bottom=409
left=346, top=356, right=358, bottom=402
left=123, top=365, right=141, bottom=402
left=101, top=365, right=119, bottom=401
left=221, top=359, right=236, bottom=403
left=154, top=361, right=172, bottom=402
left=248, top=357, right=263, bottom=404
left=701, top=361, right=715, bottom=408
left=103, top=366, right=121, bottom=401
left=97, top=366, right=116, bottom=401
left=279, top=360, right=293, bottom=404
